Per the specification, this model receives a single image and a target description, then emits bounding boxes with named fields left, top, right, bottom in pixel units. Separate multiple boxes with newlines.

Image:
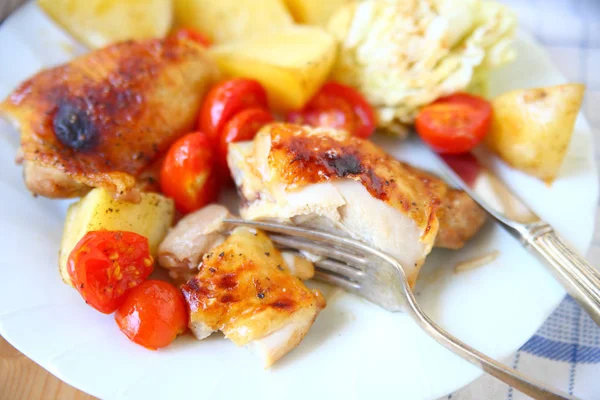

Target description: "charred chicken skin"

left=228, top=123, right=486, bottom=286
left=0, top=37, right=218, bottom=201
left=181, top=226, right=325, bottom=367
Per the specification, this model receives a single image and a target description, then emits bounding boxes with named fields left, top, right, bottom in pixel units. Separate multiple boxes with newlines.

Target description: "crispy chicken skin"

left=182, top=227, right=325, bottom=367
left=0, top=38, right=218, bottom=201
left=228, top=123, right=485, bottom=285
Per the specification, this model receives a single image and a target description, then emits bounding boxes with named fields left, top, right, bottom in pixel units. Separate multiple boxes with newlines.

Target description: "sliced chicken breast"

left=181, top=227, right=325, bottom=367
left=228, top=123, right=485, bottom=286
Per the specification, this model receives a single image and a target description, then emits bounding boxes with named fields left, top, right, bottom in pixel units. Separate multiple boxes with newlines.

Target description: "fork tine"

left=224, top=219, right=378, bottom=258
left=314, top=269, right=361, bottom=292
left=315, top=258, right=364, bottom=281
left=269, top=234, right=367, bottom=268
left=225, top=220, right=575, bottom=399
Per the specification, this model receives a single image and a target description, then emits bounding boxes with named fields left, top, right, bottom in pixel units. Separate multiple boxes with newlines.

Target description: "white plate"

left=0, top=3, right=597, bottom=400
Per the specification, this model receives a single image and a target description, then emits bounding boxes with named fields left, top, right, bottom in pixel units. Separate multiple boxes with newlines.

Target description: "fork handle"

left=523, top=223, right=600, bottom=327
left=408, top=305, right=578, bottom=400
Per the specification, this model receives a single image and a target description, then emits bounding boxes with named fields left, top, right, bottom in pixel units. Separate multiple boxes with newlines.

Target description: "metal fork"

left=225, top=218, right=577, bottom=400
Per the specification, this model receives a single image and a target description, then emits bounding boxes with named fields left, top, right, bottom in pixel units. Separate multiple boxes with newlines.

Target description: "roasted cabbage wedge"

left=485, top=84, right=585, bottom=183
left=173, top=0, right=293, bottom=44
left=38, top=0, right=172, bottom=49
left=210, top=26, right=336, bottom=111
left=59, top=189, right=174, bottom=286
left=326, top=0, right=516, bottom=135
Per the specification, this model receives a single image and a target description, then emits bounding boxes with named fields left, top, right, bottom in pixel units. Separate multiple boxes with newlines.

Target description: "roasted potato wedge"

left=485, top=84, right=585, bottom=183
left=59, top=189, right=174, bottom=286
left=38, top=0, right=172, bottom=49
left=173, top=0, right=293, bottom=44
left=210, top=26, right=336, bottom=111
left=283, top=0, right=352, bottom=26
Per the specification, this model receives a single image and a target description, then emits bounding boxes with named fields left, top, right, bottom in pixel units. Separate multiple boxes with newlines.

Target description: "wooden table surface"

left=0, top=336, right=95, bottom=400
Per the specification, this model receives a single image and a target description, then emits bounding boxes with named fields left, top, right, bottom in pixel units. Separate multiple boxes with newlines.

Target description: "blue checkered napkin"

left=522, top=297, right=600, bottom=364
left=449, top=298, right=600, bottom=399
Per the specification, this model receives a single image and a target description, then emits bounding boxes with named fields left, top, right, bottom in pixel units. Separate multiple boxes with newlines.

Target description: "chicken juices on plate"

left=181, top=226, right=325, bottom=367
left=228, top=123, right=485, bottom=286
left=0, top=37, right=218, bottom=201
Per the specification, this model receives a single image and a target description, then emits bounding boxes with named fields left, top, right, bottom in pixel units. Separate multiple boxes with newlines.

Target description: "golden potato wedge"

left=59, top=189, right=174, bottom=286
left=210, top=26, right=336, bottom=111
left=38, top=0, right=172, bottom=49
left=173, top=0, right=293, bottom=44
left=283, top=0, right=352, bottom=26
left=485, top=84, right=585, bottom=183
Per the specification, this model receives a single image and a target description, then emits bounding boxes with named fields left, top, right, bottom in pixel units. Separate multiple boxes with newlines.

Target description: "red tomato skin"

left=160, top=132, right=220, bottom=214
left=288, top=95, right=355, bottom=134
left=415, top=93, right=492, bottom=154
left=218, top=107, right=274, bottom=169
left=172, top=28, right=212, bottom=47
left=318, top=82, right=377, bottom=139
left=198, top=79, right=268, bottom=141
left=440, top=153, right=481, bottom=187
left=67, top=231, right=154, bottom=314
left=435, top=93, right=491, bottom=109
left=115, top=280, right=188, bottom=350
left=287, top=81, right=376, bottom=139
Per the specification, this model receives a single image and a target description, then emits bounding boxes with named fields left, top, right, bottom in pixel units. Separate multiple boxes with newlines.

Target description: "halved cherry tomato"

left=68, top=230, right=153, bottom=314
left=218, top=107, right=274, bottom=168
left=160, top=132, right=220, bottom=214
left=415, top=93, right=492, bottom=154
left=198, top=79, right=268, bottom=141
left=115, top=280, right=188, bottom=350
left=172, top=28, right=212, bottom=47
left=441, top=153, right=481, bottom=187
left=287, top=81, right=376, bottom=139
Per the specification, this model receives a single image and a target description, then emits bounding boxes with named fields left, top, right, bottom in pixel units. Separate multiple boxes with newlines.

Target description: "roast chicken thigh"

left=0, top=37, right=218, bottom=201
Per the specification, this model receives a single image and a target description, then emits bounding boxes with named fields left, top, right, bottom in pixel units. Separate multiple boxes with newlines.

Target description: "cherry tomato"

left=288, top=96, right=355, bottom=135
left=198, top=79, right=268, bottom=141
left=287, top=81, right=376, bottom=139
left=172, top=28, right=212, bottom=47
left=68, top=231, right=154, bottom=314
left=415, top=93, right=492, bottom=154
left=115, top=280, right=188, bottom=350
left=441, top=153, right=481, bottom=187
left=218, top=107, right=274, bottom=168
left=160, top=132, right=220, bottom=214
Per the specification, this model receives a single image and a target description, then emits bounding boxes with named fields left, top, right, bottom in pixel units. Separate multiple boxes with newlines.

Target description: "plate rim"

left=0, top=3, right=598, bottom=399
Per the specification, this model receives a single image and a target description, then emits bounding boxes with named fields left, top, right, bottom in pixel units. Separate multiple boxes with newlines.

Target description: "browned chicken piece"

left=228, top=123, right=485, bottom=286
left=436, top=189, right=487, bottom=249
left=0, top=37, right=218, bottom=201
left=157, top=204, right=315, bottom=283
left=280, top=251, right=316, bottom=280
left=181, top=227, right=325, bottom=367
left=158, top=204, right=231, bottom=283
